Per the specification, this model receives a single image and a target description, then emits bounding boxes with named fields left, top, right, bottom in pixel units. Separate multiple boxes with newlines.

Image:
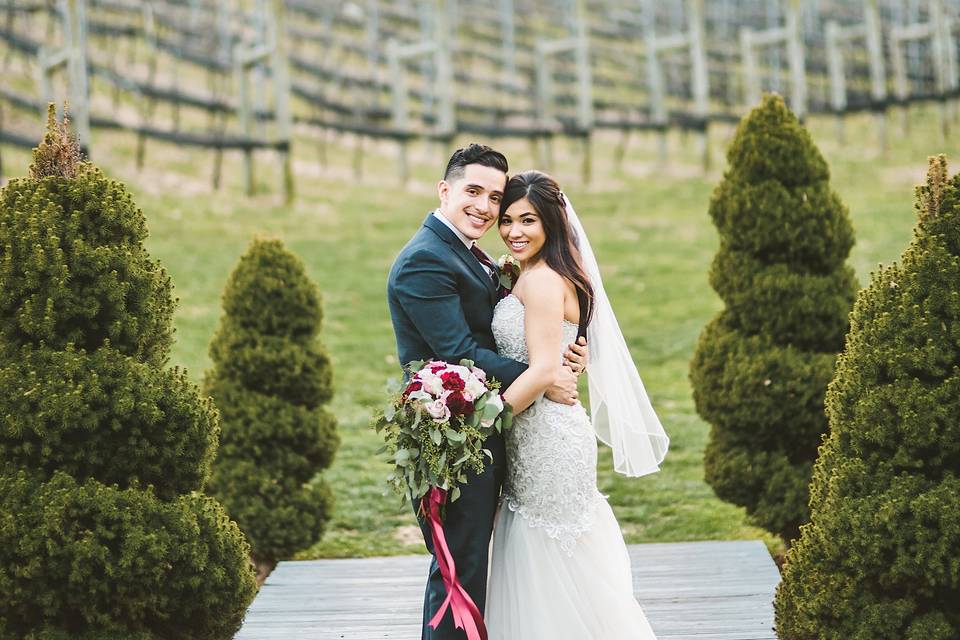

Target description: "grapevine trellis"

left=2, top=0, right=960, bottom=193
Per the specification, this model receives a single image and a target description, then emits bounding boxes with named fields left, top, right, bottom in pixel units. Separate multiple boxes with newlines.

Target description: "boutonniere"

left=496, top=254, right=521, bottom=299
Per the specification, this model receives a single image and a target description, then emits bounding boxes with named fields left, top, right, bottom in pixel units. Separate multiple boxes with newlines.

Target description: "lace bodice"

left=492, top=295, right=605, bottom=554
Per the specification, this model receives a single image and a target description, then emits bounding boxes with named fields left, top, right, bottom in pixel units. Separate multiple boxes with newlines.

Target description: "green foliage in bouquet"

left=204, top=238, right=339, bottom=571
left=774, top=156, right=960, bottom=639
left=0, top=106, right=257, bottom=640
left=689, top=94, right=858, bottom=542
left=374, top=359, right=513, bottom=505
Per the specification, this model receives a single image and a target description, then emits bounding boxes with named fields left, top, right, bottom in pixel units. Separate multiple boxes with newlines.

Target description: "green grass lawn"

left=2, top=103, right=956, bottom=559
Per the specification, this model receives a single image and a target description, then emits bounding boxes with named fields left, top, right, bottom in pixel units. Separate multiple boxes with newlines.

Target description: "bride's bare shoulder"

left=516, top=264, right=564, bottom=295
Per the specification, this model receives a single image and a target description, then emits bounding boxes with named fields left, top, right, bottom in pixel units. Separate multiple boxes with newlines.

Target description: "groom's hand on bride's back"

left=544, top=365, right=579, bottom=405
left=563, top=337, right=588, bottom=376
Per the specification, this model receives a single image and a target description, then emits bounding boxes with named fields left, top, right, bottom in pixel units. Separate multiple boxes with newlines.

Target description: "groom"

left=387, top=143, right=586, bottom=639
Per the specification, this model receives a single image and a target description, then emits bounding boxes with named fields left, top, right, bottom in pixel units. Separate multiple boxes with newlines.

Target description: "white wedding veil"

left=563, top=193, right=669, bottom=477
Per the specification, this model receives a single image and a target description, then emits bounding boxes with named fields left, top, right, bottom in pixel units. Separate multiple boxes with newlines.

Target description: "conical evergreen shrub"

left=0, top=107, right=257, bottom=639
left=774, top=155, right=960, bottom=639
left=689, top=94, right=858, bottom=542
left=205, top=238, right=338, bottom=575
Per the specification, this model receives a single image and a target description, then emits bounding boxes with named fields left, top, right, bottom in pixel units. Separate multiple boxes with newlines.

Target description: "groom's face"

left=438, top=163, right=506, bottom=241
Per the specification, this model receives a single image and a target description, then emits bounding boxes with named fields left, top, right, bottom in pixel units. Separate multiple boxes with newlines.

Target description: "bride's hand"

left=544, top=366, right=579, bottom=405
left=563, top=337, right=588, bottom=376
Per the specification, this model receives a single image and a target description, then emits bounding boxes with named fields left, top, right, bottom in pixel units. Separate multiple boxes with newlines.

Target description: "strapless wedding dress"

left=485, top=295, right=657, bottom=639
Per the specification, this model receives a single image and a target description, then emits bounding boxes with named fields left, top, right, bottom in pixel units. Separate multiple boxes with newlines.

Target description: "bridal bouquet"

left=374, top=359, right=512, bottom=640
left=374, top=359, right=513, bottom=505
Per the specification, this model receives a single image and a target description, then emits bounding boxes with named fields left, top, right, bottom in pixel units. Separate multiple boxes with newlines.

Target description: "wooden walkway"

left=235, top=540, right=780, bottom=639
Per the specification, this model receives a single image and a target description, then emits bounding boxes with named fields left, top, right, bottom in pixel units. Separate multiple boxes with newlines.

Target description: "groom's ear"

left=437, top=179, right=450, bottom=206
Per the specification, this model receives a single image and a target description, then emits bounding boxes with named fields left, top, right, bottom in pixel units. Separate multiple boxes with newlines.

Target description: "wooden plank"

left=235, top=540, right=780, bottom=639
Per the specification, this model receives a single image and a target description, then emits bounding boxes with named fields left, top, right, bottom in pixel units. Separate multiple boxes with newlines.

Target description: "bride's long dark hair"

left=501, top=170, right=594, bottom=328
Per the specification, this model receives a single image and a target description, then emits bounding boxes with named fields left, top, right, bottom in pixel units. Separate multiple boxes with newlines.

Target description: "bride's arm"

left=501, top=268, right=567, bottom=414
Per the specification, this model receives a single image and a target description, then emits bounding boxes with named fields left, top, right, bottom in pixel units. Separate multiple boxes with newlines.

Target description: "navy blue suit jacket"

left=387, top=213, right=526, bottom=388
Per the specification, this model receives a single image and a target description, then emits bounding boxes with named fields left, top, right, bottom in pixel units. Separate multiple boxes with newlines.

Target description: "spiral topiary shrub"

left=204, top=238, right=338, bottom=576
left=689, top=94, right=858, bottom=542
left=774, top=155, right=960, bottom=639
left=0, top=107, right=257, bottom=640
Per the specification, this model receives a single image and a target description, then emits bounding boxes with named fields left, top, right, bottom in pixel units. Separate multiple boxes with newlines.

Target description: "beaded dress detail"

left=491, top=294, right=604, bottom=554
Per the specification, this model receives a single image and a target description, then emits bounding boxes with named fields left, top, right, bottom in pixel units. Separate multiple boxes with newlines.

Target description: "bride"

left=486, top=170, right=670, bottom=639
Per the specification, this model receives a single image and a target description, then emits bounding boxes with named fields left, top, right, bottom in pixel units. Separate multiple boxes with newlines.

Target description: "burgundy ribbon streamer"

left=425, top=486, right=488, bottom=640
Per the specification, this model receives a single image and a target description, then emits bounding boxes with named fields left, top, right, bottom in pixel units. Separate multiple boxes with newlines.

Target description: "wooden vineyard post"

left=499, top=0, right=516, bottom=78
left=740, top=27, right=759, bottom=109
left=271, top=0, right=293, bottom=203
left=365, top=0, right=381, bottom=110
left=864, top=0, right=888, bottom=153
left=929, top=0, right=958, bottom=135
left=233, top=0, right=293, bottom=200
left=38, top=0, right=91, bottom=156
left=386, top=0, right=455, bottom=185
left=573, top=0, right=592, bottom=184
left=534, top=0, right=593, bottom=183
left=689, top=0, right=709, bottom=170
left=642, top=0, right=709, bottom=169
left=786, top=0, right=805, bottom=120
left=233, top=43, right=256, bottom=196
left=738, top=0, right=806, bottom=119
left=136, top=1, right=158, bottom=171
left=889, top=21, right=913, bottom=134
left=889, top=1, right=952, bottom=136
left=825, top=20, right=853, bottom=144
left=824, top=0, right=888, bottom=149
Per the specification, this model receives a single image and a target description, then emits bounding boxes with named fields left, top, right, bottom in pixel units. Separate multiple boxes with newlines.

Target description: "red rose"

left=429, top=363, right=446, bottom=373
left=445, top=390, right=474, bottom=416
left=441, top=371, right=465, bottom=391
left=403, top=381, right=422, bottom=398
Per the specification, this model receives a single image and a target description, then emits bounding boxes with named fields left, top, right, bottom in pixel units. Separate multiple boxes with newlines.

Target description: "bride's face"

left=499, top=197, right=546, bottom=264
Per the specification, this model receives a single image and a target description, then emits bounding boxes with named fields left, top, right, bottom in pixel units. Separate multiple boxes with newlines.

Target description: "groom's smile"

left=437, top=163, right=506, bottom=241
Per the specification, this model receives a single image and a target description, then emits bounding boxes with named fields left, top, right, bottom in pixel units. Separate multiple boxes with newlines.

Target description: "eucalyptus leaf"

left=413, top=407, right=423, bottom=430
left=430, top=428, right=442, bottom=445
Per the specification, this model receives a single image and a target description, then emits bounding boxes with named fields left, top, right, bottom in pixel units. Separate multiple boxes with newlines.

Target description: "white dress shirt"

left=432, top=209, right=473, bottom=249
left=433, top=209, right=495, bottom=277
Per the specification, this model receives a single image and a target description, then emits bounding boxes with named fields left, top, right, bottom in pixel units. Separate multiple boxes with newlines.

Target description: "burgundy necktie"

left=470, top=244, right=498, bottom=285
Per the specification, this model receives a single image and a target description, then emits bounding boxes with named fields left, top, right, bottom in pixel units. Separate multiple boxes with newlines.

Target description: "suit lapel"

left=423, top=215, right=498, bottom=302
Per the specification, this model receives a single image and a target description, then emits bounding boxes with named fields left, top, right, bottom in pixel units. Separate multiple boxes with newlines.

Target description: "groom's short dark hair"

left=443, top=143, right=508, bottom=183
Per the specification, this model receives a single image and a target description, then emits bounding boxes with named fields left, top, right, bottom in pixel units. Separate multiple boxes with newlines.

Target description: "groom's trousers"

left=412, top=431, right=506, bottom=640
